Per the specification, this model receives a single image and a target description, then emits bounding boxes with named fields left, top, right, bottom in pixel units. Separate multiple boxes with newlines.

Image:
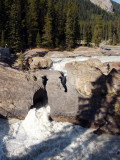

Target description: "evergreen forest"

left=0, top=0, right=120, bottom=52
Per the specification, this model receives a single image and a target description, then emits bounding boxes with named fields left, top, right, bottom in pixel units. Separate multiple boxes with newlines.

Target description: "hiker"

left=5, top=44, right=8, bottom=48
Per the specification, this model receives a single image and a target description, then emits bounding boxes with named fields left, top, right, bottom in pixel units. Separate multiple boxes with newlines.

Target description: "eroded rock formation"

left=0, top=65, right=45, bottom=119
left=0, top=59, right=120, bottom=135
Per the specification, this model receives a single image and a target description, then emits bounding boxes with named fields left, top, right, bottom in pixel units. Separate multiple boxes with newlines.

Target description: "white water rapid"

left=51, top=56, right=120, bottom=75
left=0, top=56, right=120, bottom=160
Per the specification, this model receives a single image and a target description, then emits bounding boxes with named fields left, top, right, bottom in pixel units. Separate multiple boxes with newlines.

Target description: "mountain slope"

left=112, top=1, right=120, bottom=15
left=90, top=0, right=113, bottom=12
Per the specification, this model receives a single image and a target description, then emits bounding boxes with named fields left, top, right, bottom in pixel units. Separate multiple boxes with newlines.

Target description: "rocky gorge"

left=0, top=47, right=120, bottom=135
left=0, top=46, right=120, bottom=159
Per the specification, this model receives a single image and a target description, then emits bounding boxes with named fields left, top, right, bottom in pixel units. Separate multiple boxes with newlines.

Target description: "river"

left=0, top=56, right=120, bottom=160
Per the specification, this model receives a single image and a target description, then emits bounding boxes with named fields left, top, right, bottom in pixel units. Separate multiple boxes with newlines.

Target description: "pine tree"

left=36, top=31, right=41, bottom=47
left=108, top=21, right=113, bottom=44
left=0, top=0, right=120, bottom=50
left=93, top=15, right=103, bottom=47
left=113, top=33, right=117, bottom=45
left=38, top=0, right=47, bottom=35
left=27, top=0, right=41, bottom=47
left=20, top=0, right=28, bottom=49
left=55, top=0, right=66, bottom=47
left=118, top=18, right=120, bottom=43
left=9, top=0, right=22, bottom=52
left=4, top=0, right=13, bottom=45
left=42, top=0, right=56, bottom=48
left=0, top=0, right=5, bottom=31
left=65, top=0, right=79, bottom=50
left=86, top=25, right=92, bottom=45
left=0, top=30, right=5, bottom=47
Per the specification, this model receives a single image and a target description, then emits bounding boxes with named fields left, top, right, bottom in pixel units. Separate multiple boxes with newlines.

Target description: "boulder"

left=63, top=60, right=120, bottom=134
left=0, top=65, right=46, bottom=119
left=65, top=59, right=106, bottom=97
left=107, top=68, right=120, bottom=95
left=86, top=58, right=108, bottom=75
left=46, top=72, right=81, bottom=123
left=28, top=57, right=53, bottom=70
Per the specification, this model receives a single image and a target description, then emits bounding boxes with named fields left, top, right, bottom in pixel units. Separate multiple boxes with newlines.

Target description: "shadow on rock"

left=77, top=68, right=120, bottom=135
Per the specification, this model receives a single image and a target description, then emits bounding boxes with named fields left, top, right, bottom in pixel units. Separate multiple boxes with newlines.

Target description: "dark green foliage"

left=42, top=0, right=56, bottom=48
left=0, top=30, right=5, bottom=47
left=65, top=0, right=79, bottom=50
left=9, top=0, right=22, bottom=52
left=36, top=31, right=41, bottom=47
left=113, top=33, right=117, bottom=45
left=27, top=0, right=39, bottom=46
left=86, top=25, right=92, bottom=45
left=93, top=15, right=103, bottom=46
left=0, top=0, right=120, bottom=52
left=0, top=0, right=5, bottom=31
left=55, top=0, right=66, bottom=47
left=65, top=0, right=75, bottom=49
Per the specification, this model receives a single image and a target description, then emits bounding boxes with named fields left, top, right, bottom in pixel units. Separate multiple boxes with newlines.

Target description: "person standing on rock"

left=5, top=44, right=8, bottom=48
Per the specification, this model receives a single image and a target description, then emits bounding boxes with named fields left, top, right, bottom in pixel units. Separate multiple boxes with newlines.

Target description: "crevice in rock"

left=32, top=75, right=37, bottom=81
left=0, top=114, right=7, bottom=119
left=41, top=75, right=48, bottom=88
left=59, top=73, right=67, bottom=92
left=31, top=87, right=48, bottom=109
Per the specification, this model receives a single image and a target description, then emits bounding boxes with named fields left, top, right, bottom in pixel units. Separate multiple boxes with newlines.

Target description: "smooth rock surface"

left=65, top=59, right=106, bottom=96
left=0, top=65, right=45, bottom=119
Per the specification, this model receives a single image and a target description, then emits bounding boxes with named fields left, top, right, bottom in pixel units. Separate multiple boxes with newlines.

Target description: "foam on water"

left=0, top=106, right=120, bottom=160
left=51, top=56, right=120, bottom=75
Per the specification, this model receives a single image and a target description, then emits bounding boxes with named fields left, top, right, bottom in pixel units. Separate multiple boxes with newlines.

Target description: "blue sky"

left=113, top=0, right=120, bottom=4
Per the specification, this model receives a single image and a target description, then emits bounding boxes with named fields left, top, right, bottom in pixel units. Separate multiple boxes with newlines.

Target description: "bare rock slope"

left=90, top=0, right=113, bottom=12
